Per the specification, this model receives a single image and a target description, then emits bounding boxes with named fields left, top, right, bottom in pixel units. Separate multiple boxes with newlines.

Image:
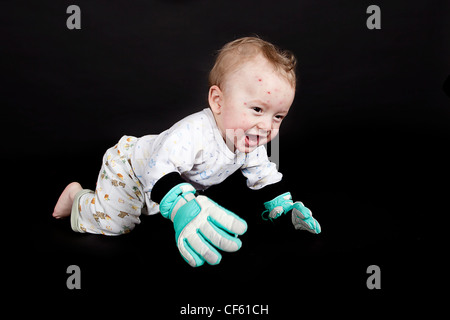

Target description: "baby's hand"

left=159, top=183, right=247, bottom=267
left=291, top=201, right=321, bottom=234
left=263, top=192, right=321, bottom=234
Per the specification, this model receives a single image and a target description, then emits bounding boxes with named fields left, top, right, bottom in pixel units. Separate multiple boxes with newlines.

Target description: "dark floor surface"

left=8, top=125, right=446, bottom=319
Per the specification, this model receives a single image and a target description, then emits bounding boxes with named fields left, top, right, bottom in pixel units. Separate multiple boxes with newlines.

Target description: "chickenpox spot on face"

left=267, top=91, right=271, bottom=94
left=258, top=78, right=262, bottom=82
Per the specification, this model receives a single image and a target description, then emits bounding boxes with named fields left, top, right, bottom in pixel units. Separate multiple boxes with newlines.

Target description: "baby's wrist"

left=151, top=171, right=187, bottom=204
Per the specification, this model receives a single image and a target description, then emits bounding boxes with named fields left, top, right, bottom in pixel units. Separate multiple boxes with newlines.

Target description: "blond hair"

left=209, top=36, right=297, bottom=89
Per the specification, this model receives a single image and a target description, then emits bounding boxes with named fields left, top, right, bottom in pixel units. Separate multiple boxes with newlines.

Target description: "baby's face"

left=209, top=54, right=295, bottom=153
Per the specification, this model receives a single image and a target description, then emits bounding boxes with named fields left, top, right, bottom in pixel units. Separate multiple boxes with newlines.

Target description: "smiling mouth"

left=245, top=134, right=261, bottom=147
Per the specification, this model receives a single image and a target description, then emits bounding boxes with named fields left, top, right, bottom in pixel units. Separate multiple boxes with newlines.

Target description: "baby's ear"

left=208, top=85, right=223, bottom=114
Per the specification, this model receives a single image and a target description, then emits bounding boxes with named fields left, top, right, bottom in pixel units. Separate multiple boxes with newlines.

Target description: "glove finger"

left=178, top=237, right=205, bottom=267
left=292, top=202, right=312, bottom=220
left=186, top=231, right=222, bottom=265
left=314, top=219, right=322, bottom=234
left=269, top=206, right=284, bottom=219
left=198, top=196, right=248, bottom=235
left=293, top=216, right=321, bottom=234
left=201, top=220, right=243, bottom=252
left=304, top=217, right=321, bottom=234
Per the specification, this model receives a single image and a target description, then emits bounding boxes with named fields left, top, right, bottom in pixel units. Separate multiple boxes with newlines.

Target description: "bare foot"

left=52, top=182, right=83, bottom=219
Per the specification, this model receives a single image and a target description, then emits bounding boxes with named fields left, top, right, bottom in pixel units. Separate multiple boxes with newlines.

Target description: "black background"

left=4, top=0, right=449, bottom=318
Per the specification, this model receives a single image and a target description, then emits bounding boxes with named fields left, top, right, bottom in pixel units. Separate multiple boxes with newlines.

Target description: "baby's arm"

left=135, top=122, right=199, bottom=195
left=151, top=172, right=247, bottom=267
left=137, top=123, right=247, bottom=267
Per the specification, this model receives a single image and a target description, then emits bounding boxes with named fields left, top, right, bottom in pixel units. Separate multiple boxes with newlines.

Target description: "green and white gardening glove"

left=159, top=183, right=248, bottom=267
left=262, top=192, right=321, bottom=234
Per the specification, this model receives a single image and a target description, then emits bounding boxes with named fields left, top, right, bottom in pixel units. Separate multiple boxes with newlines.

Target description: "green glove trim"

left=262, top=192, right=294, bottom=220
left=159, top=182, right=248, bottom=267
left=173, top=198, right=201, bottom=241
left=159, top=183, right=196, bottom=220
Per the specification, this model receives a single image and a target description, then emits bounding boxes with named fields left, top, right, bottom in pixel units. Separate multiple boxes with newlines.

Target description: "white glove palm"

left=160, top=183, right=247, bottom=267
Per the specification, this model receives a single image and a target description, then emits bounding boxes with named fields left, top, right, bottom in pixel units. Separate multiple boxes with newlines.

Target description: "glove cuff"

left=159, top=183, right=196, bottom=221
left=262, top=192, right=294, bottom=220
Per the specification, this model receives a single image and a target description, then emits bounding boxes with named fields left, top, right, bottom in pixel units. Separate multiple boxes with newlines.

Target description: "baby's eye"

left=252, top=107, right=263, bottom=113
left=275, top=115, right=284, bottom=121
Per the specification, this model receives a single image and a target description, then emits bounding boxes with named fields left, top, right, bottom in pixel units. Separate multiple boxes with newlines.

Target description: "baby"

left=52, top=37, right=321, bottom=267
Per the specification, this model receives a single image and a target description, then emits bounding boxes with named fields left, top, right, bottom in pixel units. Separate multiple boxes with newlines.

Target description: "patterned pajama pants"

left=71, top=136, right=146, bottom=235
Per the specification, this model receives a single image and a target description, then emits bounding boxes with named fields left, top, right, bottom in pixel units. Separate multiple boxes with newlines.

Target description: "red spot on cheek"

left=244, top=102, right=247, bottom=105
left=258, top=79, right=262, bottom=82
left=267, top=91, right=271, bottom=94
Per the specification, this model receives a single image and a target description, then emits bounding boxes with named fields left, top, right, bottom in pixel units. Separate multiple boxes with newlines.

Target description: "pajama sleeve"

left=241, top=146, right=293, bottom=206
left=240, top=145, right=283, bottom=190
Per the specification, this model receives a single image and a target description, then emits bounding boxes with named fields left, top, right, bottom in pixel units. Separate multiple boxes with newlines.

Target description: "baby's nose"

left=257, top=117, right=273, bottom=132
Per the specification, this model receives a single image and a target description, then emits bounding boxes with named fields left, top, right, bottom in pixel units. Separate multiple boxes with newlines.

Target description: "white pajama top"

left=130, top=108, right=282, bottom=215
